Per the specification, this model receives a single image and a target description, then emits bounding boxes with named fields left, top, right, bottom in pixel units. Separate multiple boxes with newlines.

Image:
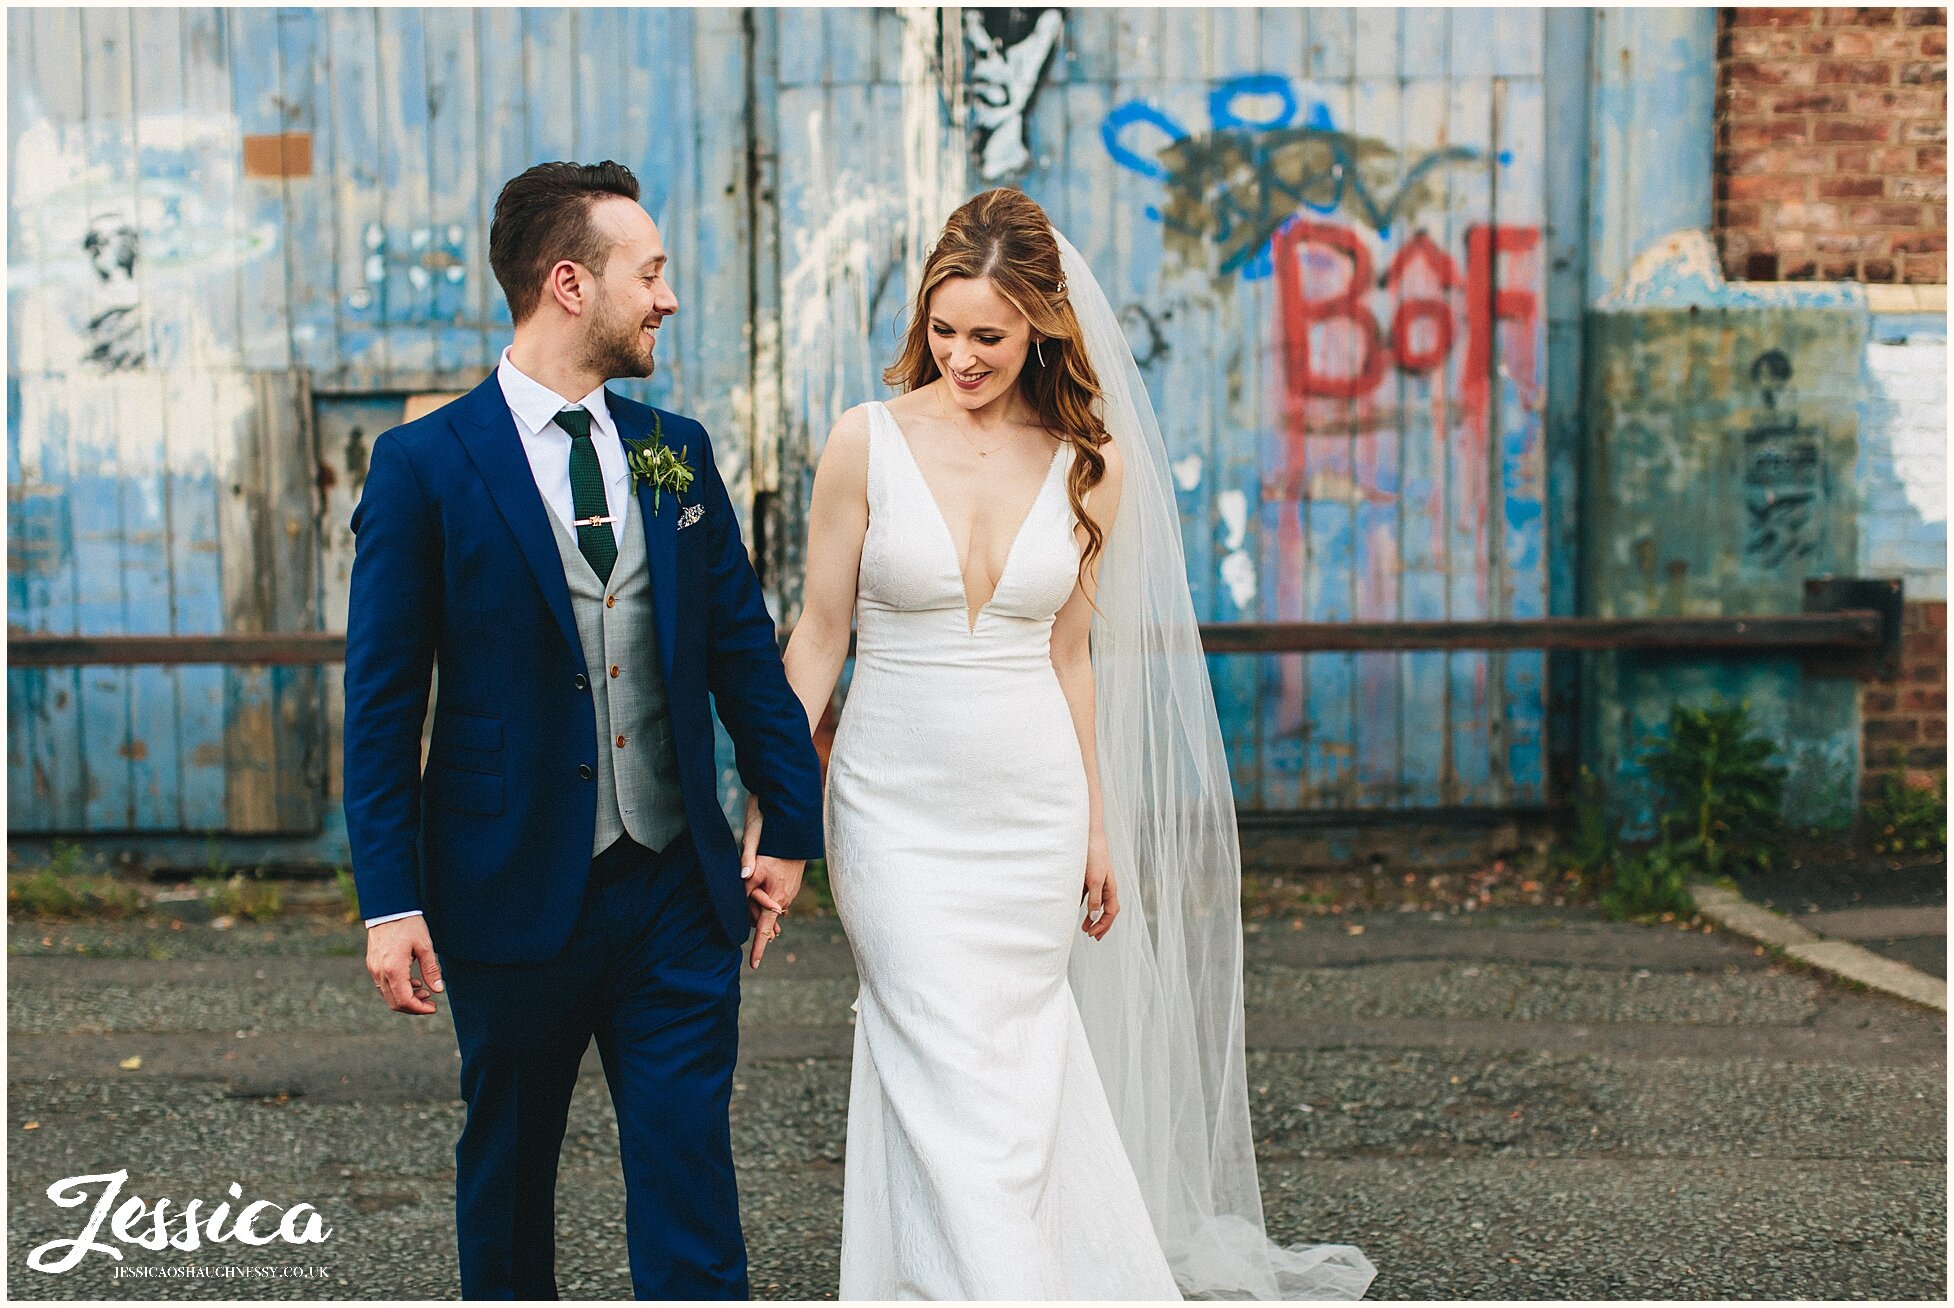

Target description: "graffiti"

left=84, top=215, right=139, bottom=281
left=1264, top=215, right=1545, bottom=736
left=965, top=8, right=1063, bottom=182
left=1272, top=218, right=1541, bottom=410
left=1101, top=78, right=1488, bottom=278
left=1740, top=350, right=1824, bottom=568
left=82, top=214, right=144, bottom=371
left=11, top=113, right=277, bottom=368
left=1118, top=302, right=1170, bottom=369
left=343, top=223, right=468, bottom=315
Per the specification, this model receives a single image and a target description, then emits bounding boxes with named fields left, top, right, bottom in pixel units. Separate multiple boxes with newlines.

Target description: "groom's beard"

left=580, top=291, right=657, bottom=381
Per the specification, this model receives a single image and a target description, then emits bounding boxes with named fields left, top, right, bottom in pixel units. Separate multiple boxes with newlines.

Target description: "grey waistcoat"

left=545, top=501, right=688, bottom=857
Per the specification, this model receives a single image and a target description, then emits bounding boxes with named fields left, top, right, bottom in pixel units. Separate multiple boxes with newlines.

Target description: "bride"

left=772, top=187, right=1376, bottom=1300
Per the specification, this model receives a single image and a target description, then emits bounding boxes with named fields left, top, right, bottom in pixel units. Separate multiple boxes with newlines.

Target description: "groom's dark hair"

left=490, top=161, right=641, bottom=324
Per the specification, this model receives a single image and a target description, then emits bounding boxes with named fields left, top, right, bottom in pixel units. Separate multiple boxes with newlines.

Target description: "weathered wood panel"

left=10, top=6, right=765, bottom=833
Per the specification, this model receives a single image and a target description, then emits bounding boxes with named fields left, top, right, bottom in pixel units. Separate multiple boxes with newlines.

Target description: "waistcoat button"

left=605, top=595, right=617, bottom=609
left=610, top=664, right=621, bottom=678
left=615, top=734, right=627, bottom=748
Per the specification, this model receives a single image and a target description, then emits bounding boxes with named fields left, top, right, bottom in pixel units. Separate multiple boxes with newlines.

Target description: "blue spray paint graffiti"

left=1100, top=75, right=1488, bottom=279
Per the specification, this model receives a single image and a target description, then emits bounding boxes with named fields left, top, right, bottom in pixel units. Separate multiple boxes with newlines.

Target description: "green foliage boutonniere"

left=624, top=414, right=694, bottom=512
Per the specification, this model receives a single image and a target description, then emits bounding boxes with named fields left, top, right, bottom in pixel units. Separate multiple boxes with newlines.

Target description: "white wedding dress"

left=826, top=400, right=1182, bottom=1299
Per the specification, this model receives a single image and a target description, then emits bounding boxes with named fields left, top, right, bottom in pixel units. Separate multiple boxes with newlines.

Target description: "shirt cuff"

left=363, top=909, right=425, bottom=929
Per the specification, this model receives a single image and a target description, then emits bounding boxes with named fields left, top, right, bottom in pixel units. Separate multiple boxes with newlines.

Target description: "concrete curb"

left=1690, top=882, right=1948, bottom=1013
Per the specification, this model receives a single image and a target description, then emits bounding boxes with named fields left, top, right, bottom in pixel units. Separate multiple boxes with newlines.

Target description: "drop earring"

left=1035, top=339, right=1045, bottom=367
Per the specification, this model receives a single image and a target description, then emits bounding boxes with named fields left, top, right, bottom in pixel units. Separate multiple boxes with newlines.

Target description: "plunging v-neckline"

left=876, top=401, right=1064, bottom=635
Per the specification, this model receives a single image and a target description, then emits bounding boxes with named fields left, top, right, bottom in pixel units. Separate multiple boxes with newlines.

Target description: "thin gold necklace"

left=935, top=382, right=1021, bottom=459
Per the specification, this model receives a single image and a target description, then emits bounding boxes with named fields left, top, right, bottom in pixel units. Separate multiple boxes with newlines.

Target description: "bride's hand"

left=1081, top=836, right=1119, bottom=940
left=740, top=794, right=763, bottom=876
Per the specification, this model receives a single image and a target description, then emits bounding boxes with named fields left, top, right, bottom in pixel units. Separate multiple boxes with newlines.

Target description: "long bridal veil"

left=1058, top=227, right=1376, bottom=1301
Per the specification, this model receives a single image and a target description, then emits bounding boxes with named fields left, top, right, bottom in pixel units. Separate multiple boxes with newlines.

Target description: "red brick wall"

left=1862, top=601, right=1947, bottom=793
left=1716, top=7, right=1947, bottom=283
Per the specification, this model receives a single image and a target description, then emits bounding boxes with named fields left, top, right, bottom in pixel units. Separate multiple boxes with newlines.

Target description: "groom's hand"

left=366, top=916, right=444, bottom=1015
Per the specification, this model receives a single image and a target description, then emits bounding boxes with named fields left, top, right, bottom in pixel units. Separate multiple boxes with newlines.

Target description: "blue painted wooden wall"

left=761, top=8, right=1560, bottom=814
left=9, top=7, right=1568, bottom=838
left=8, top=6, right=756, bottom=836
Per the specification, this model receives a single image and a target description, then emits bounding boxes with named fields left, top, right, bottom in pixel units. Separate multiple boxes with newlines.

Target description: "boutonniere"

left=624, top=413, right=694, bottom=512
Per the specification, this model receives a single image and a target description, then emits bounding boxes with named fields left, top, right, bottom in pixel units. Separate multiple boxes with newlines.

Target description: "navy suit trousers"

left=442, top=835, right=746, bottom=1300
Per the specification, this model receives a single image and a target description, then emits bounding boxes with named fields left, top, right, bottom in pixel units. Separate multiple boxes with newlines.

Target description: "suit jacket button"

left=577, top=764, right=594, bottom=780
left=573, top=673, right=588, bottom=691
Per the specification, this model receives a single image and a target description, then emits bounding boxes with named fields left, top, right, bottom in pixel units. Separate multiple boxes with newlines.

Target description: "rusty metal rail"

left=5, top=610, right=1892, bottom=670
left=1197, top=612, right=1883, bottom=654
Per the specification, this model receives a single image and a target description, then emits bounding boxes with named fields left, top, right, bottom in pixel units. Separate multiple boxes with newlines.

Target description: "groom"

left=342, top=160, right=823, bottom=1299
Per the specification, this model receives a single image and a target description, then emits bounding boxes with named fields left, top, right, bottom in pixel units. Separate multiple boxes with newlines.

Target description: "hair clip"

left=1055, top=278, right=1067, bottom=295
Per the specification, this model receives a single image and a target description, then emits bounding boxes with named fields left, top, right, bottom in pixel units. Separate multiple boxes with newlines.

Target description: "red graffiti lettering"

left=1273, top=220, right=1541, bottom=401
left=1383, top=233, right=1461, bottom=374
left=1463, top=223, right=1541, bottom=411
left=1273, top=220, right=1386, bottom=403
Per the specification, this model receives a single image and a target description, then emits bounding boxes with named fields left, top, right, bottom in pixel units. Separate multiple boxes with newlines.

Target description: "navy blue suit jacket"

left=342, top=373, right=823, bottom=963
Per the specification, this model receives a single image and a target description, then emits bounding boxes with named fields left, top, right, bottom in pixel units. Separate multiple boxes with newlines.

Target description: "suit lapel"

left=613, top=394, right=679, bottom=684
left=447, top=375, right=584, bottom=663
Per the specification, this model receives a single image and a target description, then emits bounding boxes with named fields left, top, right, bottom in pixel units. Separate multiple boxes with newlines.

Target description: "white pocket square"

left=677, top=504, right=705, bottom=531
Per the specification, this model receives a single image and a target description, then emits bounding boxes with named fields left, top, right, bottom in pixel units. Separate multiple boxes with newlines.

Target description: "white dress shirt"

left=364, top=349, right=634, bottom=930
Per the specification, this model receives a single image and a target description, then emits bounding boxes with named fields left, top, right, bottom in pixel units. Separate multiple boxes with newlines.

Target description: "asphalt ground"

left=7, top=905, right=1946, bottom=1301
left=1728, top=853, right=1947, bottom=978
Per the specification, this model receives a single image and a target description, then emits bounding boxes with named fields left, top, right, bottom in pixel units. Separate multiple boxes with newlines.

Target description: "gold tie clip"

left=575, top=514, right=615, bottom=528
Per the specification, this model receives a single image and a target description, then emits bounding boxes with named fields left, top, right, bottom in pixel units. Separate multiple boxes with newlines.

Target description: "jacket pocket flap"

left=439, top=711, right=503, bottom=753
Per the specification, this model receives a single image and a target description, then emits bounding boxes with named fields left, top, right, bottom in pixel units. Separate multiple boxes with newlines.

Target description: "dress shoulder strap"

left=862, top=400, right=891, bottom=512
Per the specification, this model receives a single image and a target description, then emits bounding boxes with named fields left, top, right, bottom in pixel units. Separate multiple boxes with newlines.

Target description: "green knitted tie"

left=555, top=407, right=617, bottom=583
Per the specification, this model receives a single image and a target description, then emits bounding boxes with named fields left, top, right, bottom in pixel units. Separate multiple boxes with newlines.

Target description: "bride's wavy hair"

left=884, top=188, right=1111, bottom=588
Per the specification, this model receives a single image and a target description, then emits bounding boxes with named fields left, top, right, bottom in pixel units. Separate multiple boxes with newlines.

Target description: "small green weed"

left=197, top=873, right=284, bottom=922
left=1642, top=696, right=1787, bottom=878
left=1864, top=758, right=1946, bottom=857
left=1599, top=843, right=1693, bottom=921
left=1584, top=697, right=1787, bottom=921
left=8, top=870, right=143, bottom=920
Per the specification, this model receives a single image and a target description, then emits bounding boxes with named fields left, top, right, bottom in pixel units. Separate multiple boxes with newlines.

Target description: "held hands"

left=366, top=915, right=444, bottom=1014
left=741, top=794, right=805, bottom=971
left=1082, top=832, right=1120, bottom=940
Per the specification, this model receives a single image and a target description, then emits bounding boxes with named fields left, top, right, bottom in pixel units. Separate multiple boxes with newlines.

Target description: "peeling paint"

left=1220, top=550, right=1258, bottom=612
left=900, top=6, right=970, bottom=288
left=1216, top=489, right=1256, bottom=612
left=780, top=118, right=895, bottom=455
left=1598, top=229, right=1865, bottom=311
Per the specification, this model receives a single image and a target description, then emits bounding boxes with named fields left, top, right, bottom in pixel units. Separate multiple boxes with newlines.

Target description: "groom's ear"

left=545, top=259, right=588, bottom=317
